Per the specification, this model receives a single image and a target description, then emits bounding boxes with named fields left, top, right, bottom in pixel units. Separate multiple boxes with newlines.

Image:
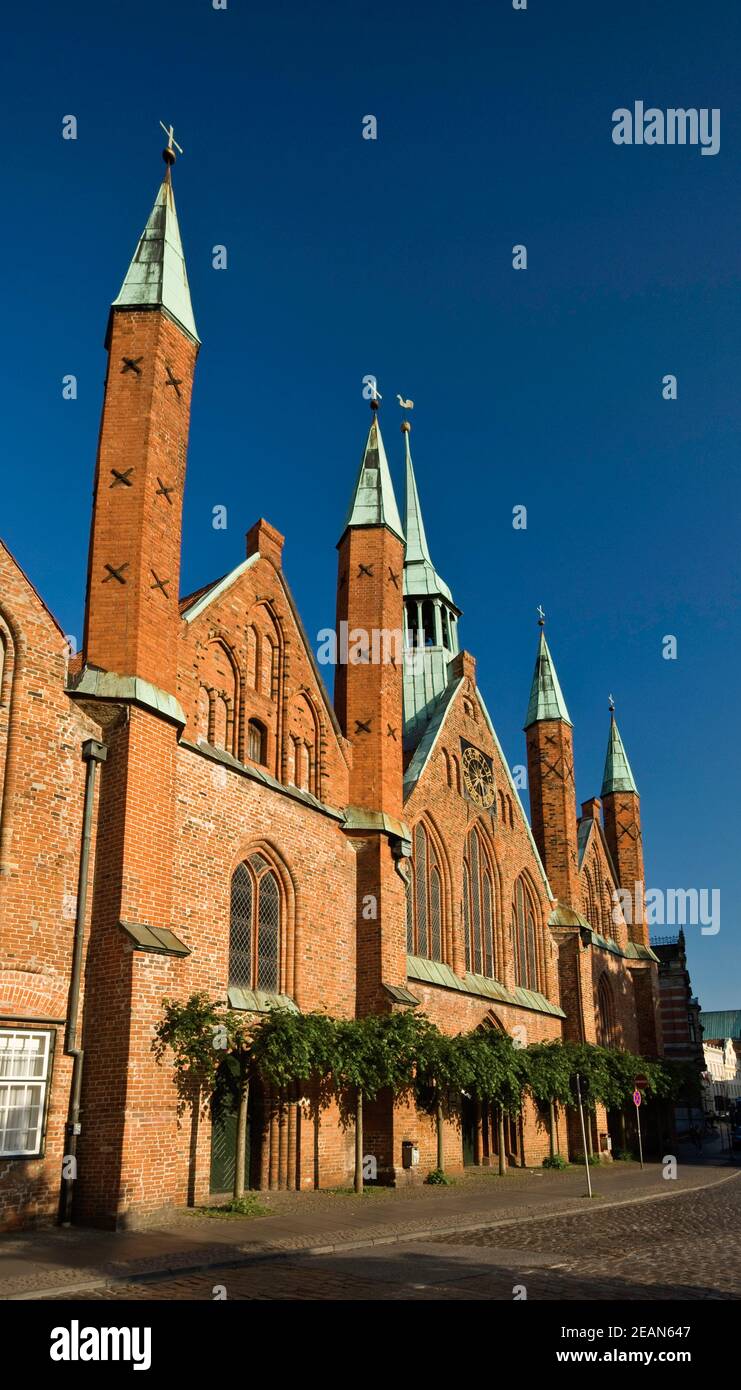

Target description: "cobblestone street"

left=42, top=1169, right=741, bottom=1302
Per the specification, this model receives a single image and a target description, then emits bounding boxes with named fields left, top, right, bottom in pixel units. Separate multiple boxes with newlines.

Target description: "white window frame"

left=0, top=1028, right=54, bottom=1158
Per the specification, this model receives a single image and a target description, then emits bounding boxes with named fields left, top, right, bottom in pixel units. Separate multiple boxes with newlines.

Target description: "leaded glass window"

left=408, top=822, right=444, bottom=962
left=463, top=826, right=496, bottom=979
left=228, top=854, right=282, bottom=992
left=512, top=874, right=539, bottom=992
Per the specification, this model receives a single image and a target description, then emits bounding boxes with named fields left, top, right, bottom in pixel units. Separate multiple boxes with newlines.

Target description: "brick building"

left=651, top=931, right=705, bottom=1130
left=0, top=150, right=664, bottom=1229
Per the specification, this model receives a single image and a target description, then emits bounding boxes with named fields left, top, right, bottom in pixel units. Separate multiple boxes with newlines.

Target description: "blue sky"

left=2, top=0, right=739, bottom=1009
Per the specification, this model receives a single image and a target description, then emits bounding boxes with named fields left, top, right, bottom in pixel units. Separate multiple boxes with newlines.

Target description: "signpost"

left=572, top=1072, right=593, bottom=1198
left=633, top=1086, right=644, bottom=1169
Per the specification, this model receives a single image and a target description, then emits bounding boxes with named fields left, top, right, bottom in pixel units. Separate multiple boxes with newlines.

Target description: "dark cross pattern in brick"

left=355, top=719, right=372, bottom=735
left=110, top=468, right=134, bottom=488
left=388, top=567, right=400, bottom=588
left=150, top=571, right=170, bottom=596
left=156, top=478, right=175, bottom=504
left=387, top=724, right=397, bottom=740
left=165, top=365, right=182, bottom=397
left=102, top=562, right=129, bottom=585
left=120, top=356, right=143, bottom=375
left=358, top=563, right=374, bottom=578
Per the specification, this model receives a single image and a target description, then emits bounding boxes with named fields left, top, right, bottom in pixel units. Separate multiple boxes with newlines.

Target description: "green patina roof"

left=524, top=631, right=572, bottom=729
left=340, top=413, right=404, bottom=542
left=227, top=987, right=298, bottom=1014
left=406, top=955, right=565, bottom=1018
left=601, top=714, right=638, bottom=795
left=402, top=430, right=453, bottom=603
left=699, top=1009, right=741, bottom=1040
left=112, top=169, right=200, bottom=344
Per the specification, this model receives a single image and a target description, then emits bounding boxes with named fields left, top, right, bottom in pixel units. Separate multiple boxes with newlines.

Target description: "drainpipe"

left=60, top=737, right=107, bottom=1226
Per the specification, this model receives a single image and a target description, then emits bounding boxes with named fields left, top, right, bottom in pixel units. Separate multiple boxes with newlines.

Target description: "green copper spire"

left=402, top=424, right=454, bottom=603
left=341, top=405, right=404, bottom=542
left=112, top=150, right=200, bottom=345
left=402, top=421, right=461, bottom=747
left=524, top=628, right=572, bottom=729
left=601, top=712, right=638, bottom=795
left=404, top=426, right=432, bottom=565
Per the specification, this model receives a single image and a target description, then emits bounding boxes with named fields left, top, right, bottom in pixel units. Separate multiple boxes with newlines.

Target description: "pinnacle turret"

left=112, top=155, right=199, bottom=345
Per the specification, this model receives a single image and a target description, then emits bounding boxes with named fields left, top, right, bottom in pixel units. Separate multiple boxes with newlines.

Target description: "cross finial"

left=608, top=693, right=615, bottom=713
left=159, top=121, right=183, bottom=167
left=536, top=604, right=545, bottom=627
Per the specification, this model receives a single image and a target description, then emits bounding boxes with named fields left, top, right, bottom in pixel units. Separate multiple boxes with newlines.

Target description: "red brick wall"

left=526, top=718, right=581, bottom=908
left=0, top=543, right=102, bottom=1227
left=334, top=525, right=404, bottom=817
left=84, top=310, right=198, bottom=694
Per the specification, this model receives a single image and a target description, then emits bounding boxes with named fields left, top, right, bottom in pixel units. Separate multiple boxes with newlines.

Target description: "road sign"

left=633, top=1089, right=642, bottom=1107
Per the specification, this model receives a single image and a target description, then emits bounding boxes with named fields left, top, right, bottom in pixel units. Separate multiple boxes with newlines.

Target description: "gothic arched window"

left=407, top=822, right=443, bottom=962
left=511, top=874, right=540, bottom=992
left=463, top=826, right=495, bottom=978
left=583, top=866, right=599, bottom=932
left=603, top=879, right=617, bottom=942
left=597, top=973, right=616, bottom=1047
left=229, top=854, right=282, bottom=994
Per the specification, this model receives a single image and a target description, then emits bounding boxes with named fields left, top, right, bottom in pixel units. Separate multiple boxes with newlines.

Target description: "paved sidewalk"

left=2, top=1151, right=738, bottom=1300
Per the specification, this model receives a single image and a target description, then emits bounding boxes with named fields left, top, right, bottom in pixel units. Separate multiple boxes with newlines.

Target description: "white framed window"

left=0, top=1028, right=53, bottom=1157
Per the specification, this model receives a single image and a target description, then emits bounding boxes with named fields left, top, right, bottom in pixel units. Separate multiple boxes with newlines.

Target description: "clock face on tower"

left=460, top=740, right=496, bottom=810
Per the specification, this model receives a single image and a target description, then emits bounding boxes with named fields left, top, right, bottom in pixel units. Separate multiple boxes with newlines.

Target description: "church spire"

left=403, top=423, right=432, bottom=564
left=402, top=422, right=454, bottom=603
left=601, top=709, right=638, bottom=795
left=340, top=401, right=403, bottom=543
left=112, top=133, right=199, bottom=345
left=524, top=617, right=580, bottom=906
left=524, top=625, right=572, bottom=729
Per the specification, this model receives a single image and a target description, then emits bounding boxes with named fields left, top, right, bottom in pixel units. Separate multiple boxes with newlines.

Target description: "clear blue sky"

left=2, top=1, right=739, bottom=1010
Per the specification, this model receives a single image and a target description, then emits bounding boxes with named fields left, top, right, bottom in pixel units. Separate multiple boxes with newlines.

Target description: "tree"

left=462, top=1027, right=525, bottom=1175
left=524, top=1041, right=573, bottom=1159
left=334, top=1010, right=426, bottom=1192
left=153, top=992, right=254, bottom=1203
left=414, top=1024, right=469, bottom=1173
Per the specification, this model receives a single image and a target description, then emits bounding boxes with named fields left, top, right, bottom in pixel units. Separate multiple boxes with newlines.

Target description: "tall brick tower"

left=71, top=139, right=200, bottom=1225
left=601, top=708, right=647, bottom=946
left=335, top=401, right=405, bottom=819
left=82, top=141, right=200, bottom=695
left=335, top=400, right=408, bottom=1024
left=524, top=621, right=581, bottom=909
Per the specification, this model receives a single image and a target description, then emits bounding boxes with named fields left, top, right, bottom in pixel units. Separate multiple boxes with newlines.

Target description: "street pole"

left=634, top=1094, right=644, bottom=1170
left=575, top=1073, right=593, bottom=1199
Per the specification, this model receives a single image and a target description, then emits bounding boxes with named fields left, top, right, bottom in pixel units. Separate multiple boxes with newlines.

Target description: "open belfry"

left=0, top=144, right=663, bottom=1229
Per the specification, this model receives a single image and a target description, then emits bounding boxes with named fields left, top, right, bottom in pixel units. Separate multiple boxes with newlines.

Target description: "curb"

left=8, top=1166, right=740, bottom=1301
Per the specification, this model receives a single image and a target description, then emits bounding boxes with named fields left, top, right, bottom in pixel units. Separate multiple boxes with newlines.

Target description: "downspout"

left=59, top=736, right=107, bottom=1226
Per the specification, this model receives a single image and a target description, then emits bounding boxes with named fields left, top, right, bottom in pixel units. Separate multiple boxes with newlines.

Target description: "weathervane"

left=397, top=394, right=414, bottom=410
left=608, top=693, right=615, bottom=713
left=536, top=604, right=545, bottom=627
left=159, top=121, right=183, bottom=167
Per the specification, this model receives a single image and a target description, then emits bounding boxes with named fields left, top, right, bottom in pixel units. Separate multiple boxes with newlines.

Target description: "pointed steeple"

left=524, top=628, right=572, bottom=729
left=341, top=404, right=403, bottom=542
left=402, top=424, right=454, bottom=602
left=404, top=426, right=432, bottom=564
left=112, top=152, right=199, bottom=345
left=601, top=712, right=638, bottom=795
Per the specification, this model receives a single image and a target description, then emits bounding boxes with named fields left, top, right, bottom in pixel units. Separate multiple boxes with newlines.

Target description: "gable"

left=404, top=671, right=552, bottom=899
left=178, top=545, right=350, bottom=804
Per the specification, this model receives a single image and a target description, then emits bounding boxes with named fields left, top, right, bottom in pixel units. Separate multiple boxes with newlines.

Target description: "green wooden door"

left=461, top=1096, right=476, bottom=1167
left=210, top=1109, right=250, bottom=1195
